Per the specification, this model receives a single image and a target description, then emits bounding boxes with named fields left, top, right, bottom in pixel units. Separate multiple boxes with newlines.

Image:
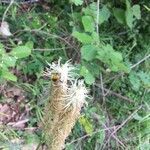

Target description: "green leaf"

left=80, top=65, right=89, bottom=76
left=129, top=72, right=141, bottom=91
left=113, top=8, right=126, bottom=24
left=82, top=15, right=95, bottom=32
left=96, top=44, right=129, bottom=72
left=125, top=0, right=134, bottom=28
left=81, top=45, right=97, bottom=61
left=82, top=2, right=97, bottom=17
left=2, top=55, right=16, bottom=67
left=132, top=5, right=141, bottom=19
left=71, top=0, right=83, bottom=6
left=10, top=45, right=32, bottom=58
left=99, top=6, right=110, bottom=24
left=84, top=71, right=95, bottom=84
left=72, top=31, right=93, bottom=44
left=87, top=62, right=100, bottom=76
left=79, top=116, right=93, bottom=135
left=125, top=8, right=134, bottom=28
left=25, top=41, right=34, bottom=49
left=80, top=66, right=95, bottom=84
left=82, top=4, right=110, bottom=25
left=138, top=71, right=150, bottom=88
left=1, top=69, right=17, bottom=81
left=91, top=32, right=99, bottom=44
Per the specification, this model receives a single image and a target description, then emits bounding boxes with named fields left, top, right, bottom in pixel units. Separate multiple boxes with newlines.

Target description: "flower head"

left=64, top=80, right=89, bottom=111
left=44, top=59, right=75, bottom=84
left=44, top=60, right=89, bottom=111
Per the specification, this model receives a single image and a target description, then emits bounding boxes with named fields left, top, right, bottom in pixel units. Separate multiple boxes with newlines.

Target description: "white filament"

left=64, top=80, right=88, bottom=111
left=44, top=59, right=88, bottom=110
left=44, top=59, right=75, bottom=83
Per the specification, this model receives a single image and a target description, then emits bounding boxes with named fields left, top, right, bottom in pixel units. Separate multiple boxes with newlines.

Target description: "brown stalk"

left=43, top=74, right=83, bottom=150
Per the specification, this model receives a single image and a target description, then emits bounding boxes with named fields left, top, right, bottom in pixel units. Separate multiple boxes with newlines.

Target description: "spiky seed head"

left=44, top=59, right=75, bottom=84
left=64, top=80, right=89, bottom=111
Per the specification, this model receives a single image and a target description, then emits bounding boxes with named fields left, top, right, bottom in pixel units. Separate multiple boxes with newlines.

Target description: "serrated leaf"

left=96, top=44, right=129, bottom=72
left=10, top=45, right=32, bottom=58
left=99, top=6, right=110, bottom=24
left=82, top=3, right=110, bottom=25
left=132, top=5, right=141, bottom=19
left=82, top=16, right=95, bottom=32
left=72, top=31, right=93, bottom=44
left=113, top=8, right=126, bottom=24
left=81, top=45, right=97, bottom=61
left=82, top=2, right=97, bottom=17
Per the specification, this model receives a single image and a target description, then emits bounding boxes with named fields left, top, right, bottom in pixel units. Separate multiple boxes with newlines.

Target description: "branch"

left=2, top=0, right=14, bottom=22
left=131, top=54, right=150, bottom=69
left=95, top=83, right=134, bottom=103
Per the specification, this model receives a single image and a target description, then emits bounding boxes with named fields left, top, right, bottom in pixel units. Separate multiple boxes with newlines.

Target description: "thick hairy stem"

left=43, top=61, right=88, bottom=150
left=43, top=80, right=67, bottom=150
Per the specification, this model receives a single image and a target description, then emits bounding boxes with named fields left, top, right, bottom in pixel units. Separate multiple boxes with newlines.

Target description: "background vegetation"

left=0, top=0, right=150, bottom=149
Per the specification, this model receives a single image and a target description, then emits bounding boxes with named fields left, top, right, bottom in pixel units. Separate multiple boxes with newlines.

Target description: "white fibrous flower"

left=43, top=60, right=89, bottom=150
left=64, top=80, right=89, bottom=111
left=44, top=59, right=89, bottom=110
left=44, top=59, right=75, bottom=84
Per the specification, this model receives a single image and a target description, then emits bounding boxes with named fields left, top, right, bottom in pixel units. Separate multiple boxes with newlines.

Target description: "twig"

left=33, top=47, right=70, bottom=51
left=104, top=73, right=124, bottom=84
left=104, top=88, right=133, bottom=103
left=95, top=83, right=134, bottom=103
left=91, top=113, right=126, bottom=148
left=66, top=125, right=120, bottom=146
left=102, top=105, right=142, bottom=149
left=131, top=54, right=150, bottom=69
left=104, top=53, right=150, bottom=84
left=7, top=119, right=29, bottom=127
left=1, top=0, right=14, bottom=22
left=13, top=29, right=75, bottom=50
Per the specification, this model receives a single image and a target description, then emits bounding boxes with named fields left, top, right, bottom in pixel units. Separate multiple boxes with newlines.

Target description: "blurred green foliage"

left=0, top=0, right=149, bottom=149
